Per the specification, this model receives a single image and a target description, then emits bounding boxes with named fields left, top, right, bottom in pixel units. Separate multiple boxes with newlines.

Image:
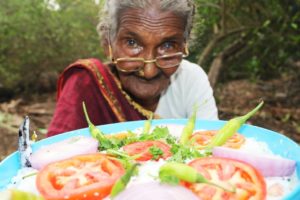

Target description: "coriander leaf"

left=149, top=146, right=164, bottom=160
left=98, top=137, right=116, bottom=151
left=165, top=134, right=177, bottom=145
left=139, top=126, right=169, bottom=141
left=122, top=131, right=139, bottom=146
left=169, top=144, right=204, bottom=163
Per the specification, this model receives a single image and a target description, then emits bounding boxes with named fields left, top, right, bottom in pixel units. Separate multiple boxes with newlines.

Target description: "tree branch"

left=197, top=27, right=247, bottom=65
left=208, top=38, right=246, bottom=88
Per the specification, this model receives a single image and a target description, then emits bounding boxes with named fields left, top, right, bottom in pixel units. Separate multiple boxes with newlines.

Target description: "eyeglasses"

left=111, top=52, right=188, bottom=73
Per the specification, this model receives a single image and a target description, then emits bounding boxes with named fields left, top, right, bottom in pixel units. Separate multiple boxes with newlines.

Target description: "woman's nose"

left=143, top=61, right=160, bottom=79
left=142, top=51, right=160, bottom=79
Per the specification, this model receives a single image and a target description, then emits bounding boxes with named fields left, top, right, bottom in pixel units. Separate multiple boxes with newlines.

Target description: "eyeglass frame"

left=110, top=51, right=189, bottom=73
left=108, top=44, right=189, bottom=72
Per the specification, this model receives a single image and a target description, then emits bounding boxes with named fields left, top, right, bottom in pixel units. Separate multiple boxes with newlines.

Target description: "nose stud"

left=137, top=70, right=145, bottom=77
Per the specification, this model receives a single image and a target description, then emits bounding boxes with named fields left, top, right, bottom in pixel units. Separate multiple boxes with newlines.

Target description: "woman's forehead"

left=116, top=8, right=185, bottom=39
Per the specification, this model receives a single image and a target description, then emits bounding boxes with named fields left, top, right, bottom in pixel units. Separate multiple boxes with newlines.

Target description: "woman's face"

left=109, top=7, right=186, bottom=106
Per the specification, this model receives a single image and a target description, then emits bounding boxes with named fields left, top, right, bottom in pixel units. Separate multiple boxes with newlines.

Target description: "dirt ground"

left=0, top=77, right=299, bottom=161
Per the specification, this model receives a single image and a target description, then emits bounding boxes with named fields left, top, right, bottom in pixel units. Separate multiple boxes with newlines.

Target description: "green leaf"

left=169, top=144, right=204, bottom=163
left=291, top=23, right=298, bottom=30
left=139, top=126, right=169, bottom=141
left=149, top=146, right=164, bottom=160
left=263, top=20, right=271, bottom=28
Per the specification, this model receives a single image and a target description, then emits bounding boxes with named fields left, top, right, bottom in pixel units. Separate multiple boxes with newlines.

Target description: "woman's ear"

left=102, top=38, right=114, bottom=62
left=184, top=43, right=189, bottom=56
left=102, top=38, right=110, bottom=58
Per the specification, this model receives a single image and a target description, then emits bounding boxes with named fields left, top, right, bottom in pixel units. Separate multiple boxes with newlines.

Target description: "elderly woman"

left=47, top=0, right=218, bottom=137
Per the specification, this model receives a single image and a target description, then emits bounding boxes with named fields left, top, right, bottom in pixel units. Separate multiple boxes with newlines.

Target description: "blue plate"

left=0, top=119, right=299, bottom=199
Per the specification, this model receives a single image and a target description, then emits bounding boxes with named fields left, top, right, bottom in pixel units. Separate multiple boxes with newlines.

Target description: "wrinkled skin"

left=106, top=5, right=186, bottom=111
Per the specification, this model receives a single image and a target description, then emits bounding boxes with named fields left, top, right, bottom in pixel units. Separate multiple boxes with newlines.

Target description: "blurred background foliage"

left=0, top=0, right=299, bottom=99
left=192, top=0, right=300, bottom=87
left=0, top=0, right=104, bottom=99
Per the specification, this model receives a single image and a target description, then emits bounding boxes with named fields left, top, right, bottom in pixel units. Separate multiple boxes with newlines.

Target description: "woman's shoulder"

left=66, top=58, right=105, bottom=70
left=180, top=59, right=206, bottom=73
left=173, top=59, right=209, bottom=81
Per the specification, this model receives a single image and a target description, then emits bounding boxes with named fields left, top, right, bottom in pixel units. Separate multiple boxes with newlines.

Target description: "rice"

left=129, top=159, right=166, bottom=186
left=229, top=137, right=298, bottom=199
left=266, top=171, right=298, bottom=200
left=6, top=167, right=39, bottom=195
left=4, top=126, right=298, bottom=199
left=239, top=137, right=275, bottom=155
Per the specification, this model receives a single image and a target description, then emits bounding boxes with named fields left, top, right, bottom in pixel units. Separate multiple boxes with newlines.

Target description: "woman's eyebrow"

left=120, top=30, right=145, bottom=44
left=161, top=34, right=184, bottom=42
left=119, top=29, right=184, bottom=45
left=120, top=29, right=141, bottom=40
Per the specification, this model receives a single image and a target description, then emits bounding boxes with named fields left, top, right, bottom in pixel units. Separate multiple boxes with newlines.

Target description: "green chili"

left=82, top=101, right=103, bottom=139
left=9, top=189, right=44, bottom=200
left=142, top=113, right=153, bottom=135
left=179, top=105, right=197, bottom=145
left=110, top=163, right=139, bottom=198
left=159, top=162, right=235, bottom=193
left=207, top=101, right=264, bottom=149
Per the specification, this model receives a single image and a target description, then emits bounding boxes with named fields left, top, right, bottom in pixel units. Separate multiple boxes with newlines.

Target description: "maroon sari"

left=47, top=58, right=154, bottom=137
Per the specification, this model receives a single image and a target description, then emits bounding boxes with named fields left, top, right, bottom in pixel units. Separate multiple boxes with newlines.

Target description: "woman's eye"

left=126, top=39, right=139, bottom=48
left=163, top=42, right=173, bottom=49
left=160, top=41, right=177, bottom=53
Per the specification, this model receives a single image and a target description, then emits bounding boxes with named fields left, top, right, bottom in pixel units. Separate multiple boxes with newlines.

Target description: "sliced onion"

left=212, top=146, right=296, bottom=177
left=29, top=136, right=98, bottom=170
left=114, top=182, right=198, bottom=200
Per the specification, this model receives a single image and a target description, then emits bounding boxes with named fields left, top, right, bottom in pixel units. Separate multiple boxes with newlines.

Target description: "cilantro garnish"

left=97, top=135, right=123, bottom=151
left=149, top=146, right=164, bottom=160
left=139, top=126, right=168, bottom=141
left=169, top=144, right=204, bottom=163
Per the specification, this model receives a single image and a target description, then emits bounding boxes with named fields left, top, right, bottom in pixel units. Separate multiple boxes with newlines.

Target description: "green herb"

left=149, top=146, right=164, bottom=160
left=83, top=102, right=124, bottom=150
left=169, top=144, right=204, bottom=163
left=165, top=133, right=177, bottom=145
left=82, top=102, right=177, bottom=152
left=139, top=126, right=169, bottom=141
left=118, top=131, right=139, bottom=146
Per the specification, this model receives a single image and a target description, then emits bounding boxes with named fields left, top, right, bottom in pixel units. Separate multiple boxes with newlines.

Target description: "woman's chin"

left=130, top=90, right=161, bottom=102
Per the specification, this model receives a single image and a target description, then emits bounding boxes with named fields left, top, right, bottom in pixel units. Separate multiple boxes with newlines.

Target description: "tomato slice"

left=123, top=141, right=171, bottom=161
left=190, top=130, right=245, bottom=149
left=36, top=153, right=125, bottom=200
left=186, top=157, right=266, bottom=200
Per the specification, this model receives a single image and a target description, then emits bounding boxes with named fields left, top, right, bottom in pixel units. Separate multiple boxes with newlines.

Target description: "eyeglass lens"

left=116, top=53, right=183, bottom=72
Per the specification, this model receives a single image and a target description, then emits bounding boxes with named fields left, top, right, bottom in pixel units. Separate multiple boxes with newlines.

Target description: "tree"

left=0, top=0, right=104, bottom=96
left=191, top=0, right=300, bottom=88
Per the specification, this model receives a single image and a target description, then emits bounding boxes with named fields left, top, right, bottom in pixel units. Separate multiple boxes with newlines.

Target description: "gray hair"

left=97, top=0, right=195, bottom=42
